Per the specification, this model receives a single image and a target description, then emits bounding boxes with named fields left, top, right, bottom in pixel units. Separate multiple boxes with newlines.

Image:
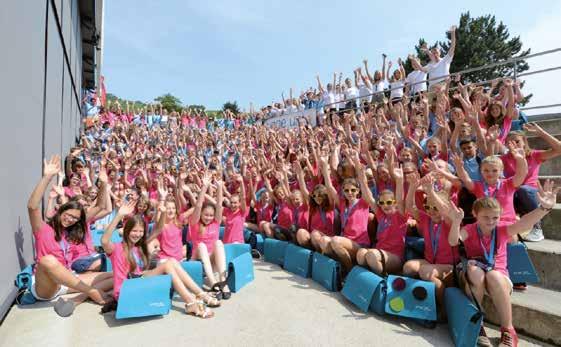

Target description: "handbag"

left=311, top=252, right=341, bottom=292
left=228, top=252, right=255, bottom=292
left=507, top=239, right=539, bottom=284
left=341, top=266, right=386, bottom=314
left=264, top=239, right=289, bottom=266
left=384, top=275, right=437, bottom=321
left=283, top=244, right=313, bottom=278
left=116, top=275, right=172, bottom=319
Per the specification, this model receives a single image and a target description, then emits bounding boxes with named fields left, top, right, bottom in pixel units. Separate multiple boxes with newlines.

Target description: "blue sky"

left=102, top=0, right=561, bottom=113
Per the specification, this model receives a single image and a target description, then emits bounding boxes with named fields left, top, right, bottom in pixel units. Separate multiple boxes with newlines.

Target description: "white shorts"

left=30, top=275, right=69, bottom=301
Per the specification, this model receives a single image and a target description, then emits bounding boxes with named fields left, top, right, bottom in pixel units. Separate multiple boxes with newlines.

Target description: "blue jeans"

left=514, top=185, right=540, bottom=227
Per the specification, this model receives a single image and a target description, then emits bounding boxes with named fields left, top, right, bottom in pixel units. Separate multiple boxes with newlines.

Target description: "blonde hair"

left=472, top=197, right=502, bottom=214
left=480, top=155, right=504, bottom=170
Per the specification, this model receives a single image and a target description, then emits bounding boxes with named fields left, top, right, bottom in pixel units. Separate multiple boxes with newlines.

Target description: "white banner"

left=263, top=108, right=317, bottom=128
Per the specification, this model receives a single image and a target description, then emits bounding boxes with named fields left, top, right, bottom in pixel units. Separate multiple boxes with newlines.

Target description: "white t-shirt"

left=406, top=70, right=427, bottom=95
left=390, top=80, right=405, bottom=100
left=285, top=105, right=298, bottom=115
left=344, top=86, right=359, bottom=101
left=322, top=91, right=336, bottom=108
left=335, top=93, right=345, bottom=110
left=358, top=82, right=373, bottom=103
left=427, top=53, right=453, bottom=86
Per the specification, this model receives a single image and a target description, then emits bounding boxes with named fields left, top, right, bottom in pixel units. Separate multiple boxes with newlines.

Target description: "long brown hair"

left=122, top=215, right=149, bottom=273
left=48, top=201, right=87, bottom=243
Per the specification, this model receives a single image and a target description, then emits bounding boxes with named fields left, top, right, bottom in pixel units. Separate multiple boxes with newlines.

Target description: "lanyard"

left=476, top=226, right=496, bottom=269
left=132, top=248, right=145, bottom=270
left=428, top=220, right=442, bottom=262
left=319, top=208, right=328, bottom=226
left=341, top=199, right=359, bottom=230
left=292, top=206, right=300, bottom=228
left=58, top=237, right=71, bottom=268
left=483, top=180, right=502, bottom=198
left=259, top=204, right=268, bottom=221
left=377, top=214, right=390, bottom=235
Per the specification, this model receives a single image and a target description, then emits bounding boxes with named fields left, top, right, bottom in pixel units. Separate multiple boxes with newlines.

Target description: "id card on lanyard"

left=58, top=237, right=71, bottom=268
left=476, top=226, right=497, bottom=271
left=341, top=199, right=359, bottom=230
left=483, top=180, right=502, bottom=198
left=428, top=220, right=442, bottom=263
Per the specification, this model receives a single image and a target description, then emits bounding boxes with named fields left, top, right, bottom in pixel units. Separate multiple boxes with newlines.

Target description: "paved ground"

left=0, top=260, right=552, bottom=347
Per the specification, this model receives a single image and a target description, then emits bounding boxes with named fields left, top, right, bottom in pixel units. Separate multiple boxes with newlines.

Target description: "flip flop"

left=54, top=298, right=75, bottom=317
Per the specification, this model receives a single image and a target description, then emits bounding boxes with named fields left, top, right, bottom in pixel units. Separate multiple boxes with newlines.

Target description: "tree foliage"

left=223, top=101, right=240, bottom=114
left=154, top=93, right=183, bottom=112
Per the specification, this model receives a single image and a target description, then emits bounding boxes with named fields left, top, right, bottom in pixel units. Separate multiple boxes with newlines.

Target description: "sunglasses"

left=311, top=193, right=325, bottom=199
left=403, top=171, right=415, bottom=175
left=343, top=188, right=359, bottom=194
left=378, top=200, right=396, bottom=206
left=423, top=204, right=438, bottom=212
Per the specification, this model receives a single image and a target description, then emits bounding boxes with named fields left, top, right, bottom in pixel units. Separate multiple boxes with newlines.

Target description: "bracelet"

left=539, top=205, right=553, bottom=212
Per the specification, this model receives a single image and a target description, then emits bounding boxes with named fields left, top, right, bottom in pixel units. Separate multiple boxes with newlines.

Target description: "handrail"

left=314, top=47, right=561, bottom=109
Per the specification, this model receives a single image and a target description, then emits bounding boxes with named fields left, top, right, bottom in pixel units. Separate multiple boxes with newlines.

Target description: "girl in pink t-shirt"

left=482, top=79, right=517, bottom=146
left=319, top=154, right=372, bottom=274
left=27, top=155, right=112, bottom=316
left=293, top=161, right=336, bottom=252
left=455, top=151, right=527, bottom=225
left=500, top=125, right=561, bottom=241
left=402, top=174, right=459, bottom=317
left=147, top=180, right=186, bottom=261
left=102, top=202, right=219, bottom=318
left=448, top=182, right=558, bottom=347
left=189, top=173, right=231, bottom=299
left=222, top=174, right=248, bottom=244
left=355, top=160, right=407, bottom=277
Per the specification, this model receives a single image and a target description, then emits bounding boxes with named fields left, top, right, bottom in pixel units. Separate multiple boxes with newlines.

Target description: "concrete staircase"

left=483, top=113, right=561, bottom=346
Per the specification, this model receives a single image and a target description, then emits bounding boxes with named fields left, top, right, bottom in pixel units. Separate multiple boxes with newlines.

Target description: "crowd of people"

left=27, top=24, right=561, bottom=347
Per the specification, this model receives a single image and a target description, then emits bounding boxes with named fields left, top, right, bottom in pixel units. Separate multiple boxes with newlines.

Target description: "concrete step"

left=483, top=285, right=561, bottom=346
left=527, top=134, right=561, bottom=151
left=541, top=204, right=561, bottom=241
left=528, top=115, right=561, bottom=135
left=536, top=155, right=561, bottom=176
left=525, top=239, right=561, bottom=291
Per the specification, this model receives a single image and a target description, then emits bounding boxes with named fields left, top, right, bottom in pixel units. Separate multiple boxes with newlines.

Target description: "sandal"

left=185, top=301, right=214, bottom=319
left=212, top=281, right=232, bottom=300
left=197, top=292, right=221, bottom=308
left=209, top=283, right=223, bottom=300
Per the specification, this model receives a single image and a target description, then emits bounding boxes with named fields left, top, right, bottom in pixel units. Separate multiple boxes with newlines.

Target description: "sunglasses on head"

left=423, top=204, right=438, bottom=212
left=378, top=199, right=396, bottom=206
left=343, top=188, right=359, bottom=193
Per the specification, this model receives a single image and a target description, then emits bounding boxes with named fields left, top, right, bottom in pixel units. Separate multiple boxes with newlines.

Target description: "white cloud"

left=519, top=2, right=561, bottom=116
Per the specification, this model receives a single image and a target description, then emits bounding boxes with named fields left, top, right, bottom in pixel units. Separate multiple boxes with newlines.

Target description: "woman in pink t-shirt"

left=448, top=182, right=558, bottom=347
left=102, top=202, right=218, bottom=318
left=222, top=174, right=248, bottom=244
left=294, top=161, right=336, bottom=252
left=500, top=125, right=561, bottom=241
left=189, top=173, right=231, bottom=299
left=27, top=156, right=112, bottom=316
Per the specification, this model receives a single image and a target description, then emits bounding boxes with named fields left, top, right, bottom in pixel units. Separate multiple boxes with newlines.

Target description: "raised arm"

left=28, top=155, right=60, bottom=232
left=214, top=178, right=224, bottom=224
left=294, top=161, right=310, bottom=204
left=507, top=142, right=528, bottom=188
left=191, top=172, right=211, bottom=225
left=320, top=156, right=339, bottom=207
left=363, top=59, right=373, bottom=82
left=405, top=173, right=421, bottom=220
left=524, top=123, right=561, bottom=161
left=101, top=201, right=135, bottom=254
left=447, top=203, right=466, bottom=246
left=508, top=180, right=558, bottom=236
left=448, top=25, right=457, bottom=57
left=451, top=153, right=475, bottom=191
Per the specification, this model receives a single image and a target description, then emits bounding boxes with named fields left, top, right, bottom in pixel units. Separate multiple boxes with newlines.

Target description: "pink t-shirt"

left=189, top=219, right=220, bottom=257
left=109, top=243, right=144, bottom=299
left=157, top=222, right=184, bottom=261
left=472, top=178, right=517, bottom=223
left=339, top=198, right=371, bottom=246
left=374, top=209, right=407, bottom=260
left=308, top=208, right=336, bottom=236
left=69, top=230, right=95, bottom=263
left=417, top=211, right=458, bottom=265
left=498, top=117, right=513, bottom=144
left=223, top=207, right=249, bottom=244
left=255, top=202, right=274, bottom=223
left=34, top=222, right=72, bottom=270
left=501, top=150, right=543, bottom=189
left=462, top=223, right=509, bottom=276
left=277, top=202, right=308, bottom=230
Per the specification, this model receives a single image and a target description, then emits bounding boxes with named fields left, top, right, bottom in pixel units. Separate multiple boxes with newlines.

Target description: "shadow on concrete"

left=102, top=311, right=165, bottom=327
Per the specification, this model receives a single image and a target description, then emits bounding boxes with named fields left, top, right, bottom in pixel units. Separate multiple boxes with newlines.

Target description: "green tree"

left=222, top=101, right=240, bottom=114
left=405, top=12, right=531, bottom=101
left=154, top=93, right=183, bottom=112
left=186, top=104, right=206, bottom=111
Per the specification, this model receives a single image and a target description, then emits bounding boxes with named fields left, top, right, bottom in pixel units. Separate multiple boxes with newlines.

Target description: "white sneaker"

left=522, top=227, right=544, bottom=242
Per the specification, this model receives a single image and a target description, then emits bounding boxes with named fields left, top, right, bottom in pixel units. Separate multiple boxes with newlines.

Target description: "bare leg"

left=329, top=236, right=361, bottom=273
left=196, top=243, right=217, bottom=287
left=244, top=222, right=260, bottom=232
left=35, top=255, right=106, bottom=304
left=463, top=264, right=486, bottom=305
left=262, top=222, right=274, bottom=238
left=364, top=249, right=402, bottom=275
left=320, top=236, right=334, bottom=255
left=296, top=229, right=311, bottom=248
left=485, top=271, right=513, bottom=328
left=310, top=230, right=323, bottom=251
left=356, top=248, right=369, bottom=266
left=402, top=259, right=427, bottom=278
left=211, top=241, right=230, bottom=295
left=419, top=263, right=453, bottom=312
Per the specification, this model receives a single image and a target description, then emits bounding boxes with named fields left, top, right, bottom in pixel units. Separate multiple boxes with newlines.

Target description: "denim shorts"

left=71, top=253, right=105, bottom=273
